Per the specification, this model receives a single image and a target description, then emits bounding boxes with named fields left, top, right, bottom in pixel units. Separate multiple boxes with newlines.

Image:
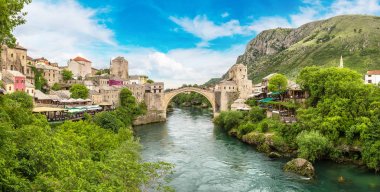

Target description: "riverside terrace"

left=33, top=105, right=104, bottom=122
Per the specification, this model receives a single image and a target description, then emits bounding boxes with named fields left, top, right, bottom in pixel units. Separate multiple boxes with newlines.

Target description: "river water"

left=135, top=108, right=380, bottom=192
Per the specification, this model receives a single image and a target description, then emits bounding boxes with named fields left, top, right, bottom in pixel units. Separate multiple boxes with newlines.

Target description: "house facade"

left=365, top=70, right=380, bottom=85
left=67, top=56, right=92, bottom=79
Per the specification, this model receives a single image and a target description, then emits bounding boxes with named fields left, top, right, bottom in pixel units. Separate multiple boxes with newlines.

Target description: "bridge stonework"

left=162, top=87, right=220, bottom=118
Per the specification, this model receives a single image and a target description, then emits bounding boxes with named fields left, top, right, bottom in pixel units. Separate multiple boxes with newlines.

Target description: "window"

left=8, top=86, right=11, bottom=91
left=11, top=53, right=13, bottom=58
left=368, top=80, right=372, bottom=83
left=27, top=90, right=29, bottom=93
left=16, top=80, right=19, bottom=83
left=32, top=90, right=34, bottom=93
left=368, top=75, right=372, bottom=77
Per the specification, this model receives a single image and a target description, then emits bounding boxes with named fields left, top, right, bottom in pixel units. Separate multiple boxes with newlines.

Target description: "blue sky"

left=14, top=0, right=380, bottom=88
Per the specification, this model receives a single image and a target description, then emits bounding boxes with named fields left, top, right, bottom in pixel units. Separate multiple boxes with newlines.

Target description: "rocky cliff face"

left=237, top=21, right=323, bottom=65
left=233, top=15, right=380, bottom=83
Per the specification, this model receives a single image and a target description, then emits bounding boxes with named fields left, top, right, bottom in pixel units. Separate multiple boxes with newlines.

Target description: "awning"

left=33, top=107, right=67, bottom=113
left=268, top=91, right=283, bottom=96
left=259, top=98, right=274, bottom=103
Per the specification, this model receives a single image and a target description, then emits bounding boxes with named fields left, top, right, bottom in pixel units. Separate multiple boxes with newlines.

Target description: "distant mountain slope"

left=209, top=15, right=380, bottom=85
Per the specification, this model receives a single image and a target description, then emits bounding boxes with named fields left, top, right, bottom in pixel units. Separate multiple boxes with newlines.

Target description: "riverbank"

left=135, top=107, right=380, bottom=191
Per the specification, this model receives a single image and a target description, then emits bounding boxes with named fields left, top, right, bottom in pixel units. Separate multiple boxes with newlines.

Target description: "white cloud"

left=169, top=15, right=249, bottom=47
left=14, top=0, right=115, bottom=67
left=221, top=12, right=230, bottom=18
left=170, top=0, right=380, bottom=46
left=125, top=45, right=245, bottom=88
left=248, top=17, right=292, bottom=32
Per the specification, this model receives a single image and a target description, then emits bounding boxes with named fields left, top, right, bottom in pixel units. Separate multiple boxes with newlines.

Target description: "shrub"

left=70, top=84, right=89, bottom=99
left=238, top=122, right=257, bottom=135
left=258, top=121, right=269, bottom=133
left=51, top=83, right=61, bottom=91
left=93, top=112, right=125, bottom=132
left=248, top=106, right=266, bottom=122
left=223, top=111, right=244, bottom=131
left=296, top=130, right=329, bottom=162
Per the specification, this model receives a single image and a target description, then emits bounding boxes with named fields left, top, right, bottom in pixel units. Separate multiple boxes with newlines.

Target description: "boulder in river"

left=268, top=152, right=282, bottom=158
left=283, top=158, right=315, bottom=178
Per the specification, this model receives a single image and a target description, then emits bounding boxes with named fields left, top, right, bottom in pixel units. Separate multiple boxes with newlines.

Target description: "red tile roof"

left=367, top=70, right=380, bottom=75
left=73, top=56, right=91, bottom=63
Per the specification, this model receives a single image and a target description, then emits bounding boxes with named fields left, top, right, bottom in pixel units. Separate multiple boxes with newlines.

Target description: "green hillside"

left=235, top=15, right=380, bottom=83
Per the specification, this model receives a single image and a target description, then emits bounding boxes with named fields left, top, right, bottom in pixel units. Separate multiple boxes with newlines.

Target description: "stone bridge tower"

left=110, top=56, right=129, bottom=79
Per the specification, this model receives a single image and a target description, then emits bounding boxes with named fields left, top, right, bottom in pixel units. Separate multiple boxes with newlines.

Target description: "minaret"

left=339, top=55, right=344, bottom=68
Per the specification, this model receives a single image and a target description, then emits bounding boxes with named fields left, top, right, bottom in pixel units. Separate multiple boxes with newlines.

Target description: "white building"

left=67, top=56, right=92, bottom=79
left=365, top=70, right=380, bottom=85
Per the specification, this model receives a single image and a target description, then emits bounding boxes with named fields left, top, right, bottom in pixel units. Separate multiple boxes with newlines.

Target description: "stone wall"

left=133, top=110, right=166, bottom=125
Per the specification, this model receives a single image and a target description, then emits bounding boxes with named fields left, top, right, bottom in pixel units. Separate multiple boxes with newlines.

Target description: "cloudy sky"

left=14, top=0, right=380, bottom=88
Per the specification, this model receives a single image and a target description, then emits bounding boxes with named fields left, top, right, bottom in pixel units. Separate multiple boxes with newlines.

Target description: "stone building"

left=124, top=84, right=145, bottom=102
left=35, top=62, right=61, bottom=86
left=110, top=56, right=128, bottom=79
left=89, top=90, right=103, bottom=104
left=213, top=63, right=253, bottom=111
left=25, top=82, right=35, bottom=96
left=67, top=56, right=92, bottom=79
left=0, top=44, right=28, bottom=73
left=129, top=75, right=148, bottom=84
left=226, top=63, right=252, bottom=99
left=145, top=82, right=164, bottom=93
left=98, top=86, right=120, bottom=105
left=2, top=70, right=26, bottom=93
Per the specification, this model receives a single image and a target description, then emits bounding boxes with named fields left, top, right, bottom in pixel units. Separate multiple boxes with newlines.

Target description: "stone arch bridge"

left=138, top=86, right=231, bottom=124
left=162, top=87, right=221, bottom=118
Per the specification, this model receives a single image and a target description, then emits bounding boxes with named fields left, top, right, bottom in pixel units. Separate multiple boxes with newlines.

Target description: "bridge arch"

left=163, top=87, right=217, bottom=114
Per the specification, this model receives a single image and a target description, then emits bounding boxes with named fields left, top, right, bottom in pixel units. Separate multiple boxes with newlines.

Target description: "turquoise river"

left=135, top=108, right=380, bottom=192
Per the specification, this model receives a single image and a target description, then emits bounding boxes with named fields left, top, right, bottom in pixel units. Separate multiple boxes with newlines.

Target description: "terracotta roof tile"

left=367, top=70, right=380, bottom=75
left=73, top=56, right=91, bottom=63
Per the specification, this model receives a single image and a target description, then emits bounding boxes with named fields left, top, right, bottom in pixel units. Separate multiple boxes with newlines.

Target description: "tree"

left=268, top=74, right=288, bottom=101
left=117, top=88, right=146, bottom=126
left=51, top=83, right=61, bottom=91
left=248, top=106, right=266, bottom=123
left=62, top=69, right=73, bottom=81
left=5, top=91, right=33, bottom=110
left=0, top=0, right=31, bottom=47
left=296, top=130, right=329, bottom=162
left=147, top=79, right=154, bottom=83
left=70, top=84, right=89, bottom=99
left=214, top=111, right=244, bottom=131
left=268, top=74, right=288, bottom=93
left=93, top=111, right=124, bottom=132
left=32, top=67, right=48, bottom=92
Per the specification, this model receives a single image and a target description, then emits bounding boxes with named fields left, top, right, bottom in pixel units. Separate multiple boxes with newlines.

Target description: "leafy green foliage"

left=70, top=84, right=89, bottom=99
left=0, top=93, right=173, bottom=191
left=32, top=67, right=48, bottom=92
left=171, top=92, right=211, bottom=108
left=147, top=79, right=154, bottom=83
left=248, top=106, right=266, bottom=123
left=268, top=73, right=288, bottom=92
left=214, top=111, right=244, bottom=131
left=296, top=130, right=330, bottom=162
left=62, top=69, right=73, bottom=81
left=4, top=91, right=33, bottom=110
left=0, top=0, right=31, bottom=47
left=95, top=69, right=109, bottom=75
left=51, top=83, right=61, bottom=91
left=215, top=66, right=380, bottom=171
left=93, top=111, right=124, bottom=133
